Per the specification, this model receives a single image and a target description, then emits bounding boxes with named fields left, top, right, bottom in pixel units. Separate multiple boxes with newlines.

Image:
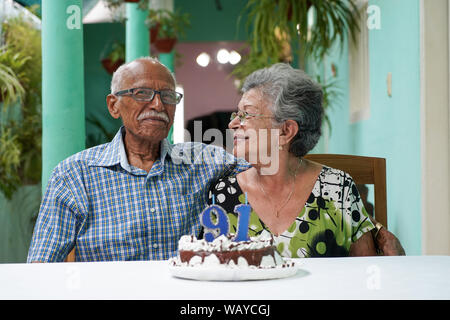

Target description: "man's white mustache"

left=137, top=110, right=169, bottom=123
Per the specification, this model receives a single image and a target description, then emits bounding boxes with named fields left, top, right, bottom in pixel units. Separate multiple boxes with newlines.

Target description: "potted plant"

left=103, top=0, right=150, bottom=21
left=146, top=9, right=190, bottom=53
left=101, top=41, right=125, bottom=74
left=0, top=16, right=42, bottom=199
left=104, top=0, right=148, bottom=11
left=235, top=0, right=359, bottom=76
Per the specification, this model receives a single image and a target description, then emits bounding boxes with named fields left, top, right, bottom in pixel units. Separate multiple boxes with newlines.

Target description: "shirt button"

left=150, top=208, right=155, bottom=213
left=153, top=243, right=158, bottom=249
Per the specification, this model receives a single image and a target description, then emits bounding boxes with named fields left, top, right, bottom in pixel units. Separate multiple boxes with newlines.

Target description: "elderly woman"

left=208, top=63, right=378, bottom=257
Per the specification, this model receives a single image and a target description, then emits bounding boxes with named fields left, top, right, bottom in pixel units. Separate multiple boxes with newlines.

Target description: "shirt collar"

left=89, top=126, right=173, bottom=171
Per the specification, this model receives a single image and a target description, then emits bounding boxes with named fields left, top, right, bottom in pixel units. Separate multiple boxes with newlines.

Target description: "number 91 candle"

left=200, top=194, right=251, bottom=242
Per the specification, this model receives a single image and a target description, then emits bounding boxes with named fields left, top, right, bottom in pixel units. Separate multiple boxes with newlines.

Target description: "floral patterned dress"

left=208, top=166, right=375, bottom=258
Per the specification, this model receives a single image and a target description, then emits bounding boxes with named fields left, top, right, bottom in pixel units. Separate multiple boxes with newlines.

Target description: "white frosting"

left=178, top=234, right=274, bottom=252
left=237, top=256, right=249, bottom=267
left=177, top=234, right=292, bottom=270
left=260, top=255, right=276, bottom=268
left=228, top=259, right=236, bottom=267
left=202, top=254, right=221, bottom=266
left=188, top=255, right=203, bottom=266
left=274, top=251, right=284, bottom=265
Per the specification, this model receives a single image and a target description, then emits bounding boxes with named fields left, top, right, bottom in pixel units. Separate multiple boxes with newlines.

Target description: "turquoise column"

left=126, top=3, right=150, bottom=62
left=159, top=51, right=175, bottom=143
left=41, top=0, right=85, bottom=193
left=159, top=52, right=174, bottom=72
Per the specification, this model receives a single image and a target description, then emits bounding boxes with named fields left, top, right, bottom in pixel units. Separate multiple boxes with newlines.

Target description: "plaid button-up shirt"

left=27, top=127, right=250, bottom=262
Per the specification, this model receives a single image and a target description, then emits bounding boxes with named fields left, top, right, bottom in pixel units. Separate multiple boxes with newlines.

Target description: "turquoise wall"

left=318, top=0, right=422, bottom=255
left=174, top=0, right=248, bottom=41
left=84, top=23, right=125, bottom=147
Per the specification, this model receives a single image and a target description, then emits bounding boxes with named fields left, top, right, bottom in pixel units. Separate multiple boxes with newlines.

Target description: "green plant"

left=86, top=114, right=118, bottom=149
left=233, top=0, right=360, bottom=133
left=0, top=62, right=25, bottom=107
left=103, top=41, right=125, bottom=63
left=103, top=0, right=150, bottom=22
left=104, top=0, right=149, bottom=10
left=237, top=0, right=359, bottom=71
left=100, top=40, right=125, bottom=74
left=146, top=8, right=190, bottom=39
left=0, top=45, right=30, bottom=105
left=315, top=74, right=342, bottom=136
left=0, top=128, right=21, bottom=199
left=0, top=15, right=42, bottom=199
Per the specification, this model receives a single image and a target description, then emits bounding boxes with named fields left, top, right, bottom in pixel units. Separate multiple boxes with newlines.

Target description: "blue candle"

left=199, top=193, right=252, bottom=242
left=200, top=205, right=229, bottom=242
left=233, top=203, right=251, bottom=242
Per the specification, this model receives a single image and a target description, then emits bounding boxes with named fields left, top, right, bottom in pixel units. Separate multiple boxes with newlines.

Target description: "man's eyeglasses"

left=230, top=110, right=271, bottom=124
left=114, top=88, right=183, bottom=105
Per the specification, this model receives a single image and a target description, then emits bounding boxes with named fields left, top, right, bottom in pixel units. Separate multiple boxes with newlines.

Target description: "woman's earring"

left=279, top=145, right=283, bottom=150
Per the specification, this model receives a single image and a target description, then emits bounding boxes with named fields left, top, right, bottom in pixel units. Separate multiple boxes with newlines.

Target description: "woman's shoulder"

left=318, top=165, right=356, bottom=185
left=210, top=175, right=239, bottom=191
left=208, top=174, right=243, bottom=210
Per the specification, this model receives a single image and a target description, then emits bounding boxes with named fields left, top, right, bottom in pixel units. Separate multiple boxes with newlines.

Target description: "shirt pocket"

left=167, top=191, right=197, bottom=234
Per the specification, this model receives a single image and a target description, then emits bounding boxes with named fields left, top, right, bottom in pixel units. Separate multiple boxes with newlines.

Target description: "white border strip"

left=419, top=0, right=426, bottom=255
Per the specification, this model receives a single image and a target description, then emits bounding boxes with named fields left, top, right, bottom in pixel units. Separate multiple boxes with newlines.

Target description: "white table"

left=0, top=256, right=449, bottom=300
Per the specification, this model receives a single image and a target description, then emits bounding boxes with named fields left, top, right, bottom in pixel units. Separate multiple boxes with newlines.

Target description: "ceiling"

left=14, top=0, right=99, bottom=16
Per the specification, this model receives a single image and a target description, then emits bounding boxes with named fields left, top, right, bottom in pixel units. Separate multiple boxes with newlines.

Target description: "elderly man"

left=27, top=57, right=250, bottom=262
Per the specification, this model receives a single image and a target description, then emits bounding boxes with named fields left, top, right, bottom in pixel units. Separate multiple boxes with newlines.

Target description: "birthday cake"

left=168, top=202, right=298, bottom=280
left=170, top=234, right=293, bottom=269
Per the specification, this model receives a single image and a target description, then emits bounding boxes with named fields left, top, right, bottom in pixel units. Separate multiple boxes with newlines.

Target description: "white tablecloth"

left=0, top=256, right=449, bottom=300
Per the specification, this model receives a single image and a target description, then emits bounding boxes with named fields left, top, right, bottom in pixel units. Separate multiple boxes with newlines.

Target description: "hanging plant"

left=236, top=0, right=359, bottom=71
left=145, top=9, right=190, bottom=53
left=104, top=0, right=148, bottom=10
left=100, top=40, right=125, bottom=74
left=233, top=0, right=360, bottom=133
left=103, top=0, right=150, bottom=21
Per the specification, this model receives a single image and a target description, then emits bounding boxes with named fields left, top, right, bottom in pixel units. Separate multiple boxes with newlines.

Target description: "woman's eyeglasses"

left=114, top=88, right=183, bottom=105
left=230, top=110, right=272, bottom=124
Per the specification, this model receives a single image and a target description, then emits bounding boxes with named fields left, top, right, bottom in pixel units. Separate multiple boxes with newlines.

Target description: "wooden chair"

left=65, top=248, right=76, bottom=262
left=304, top=154, right=387, bottom=227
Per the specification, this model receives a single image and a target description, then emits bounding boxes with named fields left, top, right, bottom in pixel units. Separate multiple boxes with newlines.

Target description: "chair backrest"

left=65, top=248, right=75, bottom=262
left=304, top=154, right=387, bottom=227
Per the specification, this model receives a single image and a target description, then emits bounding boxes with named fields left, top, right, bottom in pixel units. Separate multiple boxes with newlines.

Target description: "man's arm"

left=27, top=170, right=79, bottom=262
left=369, top=216, right=406, bottom=255
left=217, top=147, right=251, bottom=177
left=349, top=231, right=378, bottom=256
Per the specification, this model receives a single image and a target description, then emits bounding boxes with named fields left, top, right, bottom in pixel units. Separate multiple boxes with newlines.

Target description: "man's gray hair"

left=110, top=56, right=176, bottom=93
left=241, top=63, right=323, bottom=157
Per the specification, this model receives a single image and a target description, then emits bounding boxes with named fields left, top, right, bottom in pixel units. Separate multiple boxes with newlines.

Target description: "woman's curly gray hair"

left=241, top=63, right=323, bottom=157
